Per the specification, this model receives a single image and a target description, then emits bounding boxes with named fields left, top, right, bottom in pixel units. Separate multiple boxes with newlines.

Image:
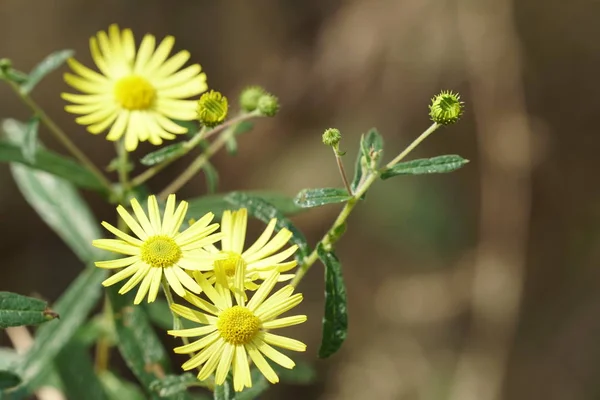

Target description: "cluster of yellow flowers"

left=93, top=195, right=306, bottom=392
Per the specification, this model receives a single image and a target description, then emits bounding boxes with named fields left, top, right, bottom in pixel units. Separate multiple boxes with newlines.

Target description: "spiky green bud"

left=239, top=86, right=266, bottom=112
left=322, top=128, right=342, bottom=147
left=429, top=90, right=464, bottom=125
left=257, top=94, right=279, bottom=117
left=197, top=90, right=228, bottom=128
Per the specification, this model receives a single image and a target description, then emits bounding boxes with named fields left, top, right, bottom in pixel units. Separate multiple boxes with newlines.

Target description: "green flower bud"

left=239, top=86, right=266, bottom=112
left=429, top=90, right=464, bottom=125
left=197, top=90, right=228, bottom=128
left=322, top=128, right=341, bottom=147
left=257, top=94, right=280, bottom=117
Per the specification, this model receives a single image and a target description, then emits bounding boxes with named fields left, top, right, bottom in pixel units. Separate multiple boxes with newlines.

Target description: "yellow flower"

left=198, top=208, right=298, bottom=290
left=62, top=24, right=207, bottom=151
left=169, top=268, right=306, bottom=391
left=93, top=195, right=221, bottom=304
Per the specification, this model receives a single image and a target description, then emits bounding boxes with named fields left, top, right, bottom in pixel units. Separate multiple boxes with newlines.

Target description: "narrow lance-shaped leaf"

left=140, top=142, right=186, bottom=166
left=0, top=292, right=58, bottom=329
left=351, top=128, right=384, bottom=192
left=99, top=372, right=147, bottom=400
left=186, top=191, right=304, bottom=221
left=21, top=117, right=39, bottom=164
left=381, top=154, right=469, bottom=179
left=225, top=192, right=310, bottom=261
left=55, top=341, right=107, bottom=400
left=202, top=161, right=219, bottom=194
left=235, top=368, right=269, bottom=400
left=317, top=243, right=348, bottom=358
left=294, top=188, right=351, bottom=208
left=213, top=379, right=233, bottom=400
left=107, top=287, right=187, bottom=400
left=149, top=373, right=203, bottom=398
left=18, top=267, right=107, bottom=389
left=1, top=120, right=106, bottom=191
left=21, top=49, right=74, bottom=94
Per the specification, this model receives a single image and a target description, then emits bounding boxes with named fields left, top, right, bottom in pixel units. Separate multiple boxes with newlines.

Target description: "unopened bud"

left=322, top=128, right=341, bottom=147
left=239, top=86, right=266, bottom=112
left=257, top=94, right=279, bottom=117
left=429, top=90, right=464, bottom=125
left=197, top=90, right=228, bottom=128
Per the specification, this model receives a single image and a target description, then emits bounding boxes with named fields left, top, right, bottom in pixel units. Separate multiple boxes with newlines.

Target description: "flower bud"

left=322, top=128, right=341, bottom=147
left=239, top=86, right=266, bottom=112
left=429, top=90, right=464, bottom=125
left=197, top=90, right=228, bottom=128
left=257, top=94, right=279, bottom=117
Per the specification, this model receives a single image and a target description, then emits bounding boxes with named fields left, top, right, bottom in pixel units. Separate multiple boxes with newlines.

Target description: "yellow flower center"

left=140, top=235, right=182, bottom=268
left=114, top=75, right=156, bottom=110
left=217, top=306, right=261, bottom=345
left=214, top=252, right=246, bottom=277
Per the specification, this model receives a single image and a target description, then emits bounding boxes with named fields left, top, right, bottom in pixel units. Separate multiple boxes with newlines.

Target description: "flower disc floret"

left=217, top=306, right=261, bottom=345
left=114, top=75, right=156, bottom=110
left=140, top=235, right=182, bottom=268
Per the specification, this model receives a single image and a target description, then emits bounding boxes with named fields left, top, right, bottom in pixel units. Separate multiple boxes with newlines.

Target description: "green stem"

left=157, top=125, right=237, bottom=200
left=130, top=112, right=258, bottom=188
left=333, top=148, right=352, bottom=195
left=116, top=140, right=130, bottom=200
left=291, top=122, right=442, bottom=287
left=6, top=80, right=113, bottom=191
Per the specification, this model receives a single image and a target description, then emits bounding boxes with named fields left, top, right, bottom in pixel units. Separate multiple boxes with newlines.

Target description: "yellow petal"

left=262, top=332, right=306, bottom=352
left=254, top=338, right=295, bottom=369
left=261, top=315, right=307, bottom=330
left=197, top=339, right=226, bottom=381
left=101, top=262, right=140, bottom=287
left=246, top=343, right=279, bottom=384
left=134, top=34, right=156, bottom=74
left=215, top=343, right=235, bottom=385
left=168, top=325, right=216, bottom=338
left=242, top=218, right=276, bottom=259
left=92, top=239, right=139, bottom=255
left=143, top=35, right=175, bottom=74
left=232, top=345, right=252, bottom=391
left=246, top=271, right=279, bottom=312
left=101, top=221, right=143, bottom=246
left=105, top=111, right=130, bottom=142
left=95, top=256, right=139, bottom=269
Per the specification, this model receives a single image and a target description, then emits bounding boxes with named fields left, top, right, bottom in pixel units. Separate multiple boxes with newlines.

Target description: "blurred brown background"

left=1, top=0, right=599, bottom=399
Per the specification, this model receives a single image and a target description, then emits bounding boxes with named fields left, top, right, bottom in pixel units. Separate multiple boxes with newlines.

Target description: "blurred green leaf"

left=150, top=373, right=202, bottom=397
left=99, top=371, right=147, bottom=400
left=21, top=117, right=39, bottom=164
left=0, top=371, right=21, bottom=390
left=20, top=49, right=74, bottom=94
left=381, top=154, right=469, bottom=179
left=0, top=58, right=28, bottom=84
left=317, top=243, right=348, bottom=358
left=225, top=136, right=238, bottom=155
left=107, top=288, right=181, bottom=400
left=0, top=348, right=20, bottom=371
left=140, top=142, right=186, bottom=166
left=9, top=151, right=104, bottom=263
left=233, top=121, right=254, bottom=136
left=144, top=299, right=173, bottom=330
left=0, top=139, right=105, bottom=191
left=203, top=162, right=219, bottom=194
left=213, top=380, right=232, bottom=400
left=186, top=191, right=303, bottom=221
left=176, top=119, right=200, bottom=135
left=18, top=267, right=107, bottom=389
left=0, top=292, right=58, bottom=329
left=294, top=188, right=351, bottom=208
left=351, top=128, right=383, bottom=192
left=225, top=192, right=310, bottom=261
left=55, top=341, right=106, bottom=400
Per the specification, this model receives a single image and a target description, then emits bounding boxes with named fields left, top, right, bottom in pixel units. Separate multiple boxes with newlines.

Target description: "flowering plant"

left=0, top=25, right=466, bottom=398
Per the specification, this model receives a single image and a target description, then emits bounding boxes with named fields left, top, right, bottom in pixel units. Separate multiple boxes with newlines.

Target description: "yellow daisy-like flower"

left=197, top=208, right=298, bottom=290
left=92, top=195, right=222, bottom=304
left=169, top=267, right=306, bottom=391
left=62, top=24, right=207, bottom=151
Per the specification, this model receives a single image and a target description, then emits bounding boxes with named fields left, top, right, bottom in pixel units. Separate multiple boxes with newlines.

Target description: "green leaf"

left=149, top=373, right=202, bottom=397
left=317, top=243, right=348, bottom=358
left=294, top=188, right=351, bottom=208
left=175, top=119, right=200, bottom=135
left=0, top=292, right=58, bottom=329
left=0, top=348, right=20, bottom=371
left=381, top=154, right=469, bottom=179
left=99, top=371, right=146, bottom=400
left=273, top=359, right=316, bottom=384
left=235, top=368, right=269, bottom=400
left=21, top=49, right=74, bottom=94
left=0, top=371, right=21, bottom=390
left=140, top=142, right=186, bottom=166
left=351, top=128, right=384, bottom=192
left=186, top=191, right=303, bottom=221
left=213, top=380, right=232, bottom=400
left=55, top=341, right=107, bottom=400
left=143, top=299, right=173, bottom=330
left=21, top=117, right=39, bottom=164
left=203, top=162, right=219, bottom=194
left=1, top=120, right=105, bottom=191
left=233, top=121, right=254, bottom=136
left=225, top=192, right=310, bottom=261
left=9, top=150, right=104, bottom=263
left=225, top=136, right=238, bottom=155
left=18, top=267, right=107, bottom=389
left=107, top=287, right=176, bottom=399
